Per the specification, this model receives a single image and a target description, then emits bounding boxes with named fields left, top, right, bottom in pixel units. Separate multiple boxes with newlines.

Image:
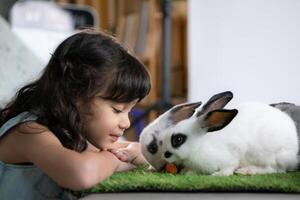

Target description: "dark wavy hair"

left=0, top=30, right=151, bottom=152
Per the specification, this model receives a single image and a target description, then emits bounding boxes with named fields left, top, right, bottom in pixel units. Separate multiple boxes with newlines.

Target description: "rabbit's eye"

left=147, top=138, right=158, bottom=154
left=171, top=133, right=187, bottom=148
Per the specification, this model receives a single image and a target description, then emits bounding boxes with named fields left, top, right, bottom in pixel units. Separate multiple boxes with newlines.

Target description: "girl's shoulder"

left=14, top=121, right=60, bottom=143
left=16, top=120, right=50, bottom=134
left=0, top=121, right=62, bottom=164
left=14, top=121, right=62, bottom=152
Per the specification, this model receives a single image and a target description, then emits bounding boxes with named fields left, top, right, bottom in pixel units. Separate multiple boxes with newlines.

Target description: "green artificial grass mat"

left=79, top=165, right=300, bottom=196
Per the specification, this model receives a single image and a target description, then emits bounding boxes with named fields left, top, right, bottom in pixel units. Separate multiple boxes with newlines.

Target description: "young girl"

left=0, top=30, right=151, bottom=199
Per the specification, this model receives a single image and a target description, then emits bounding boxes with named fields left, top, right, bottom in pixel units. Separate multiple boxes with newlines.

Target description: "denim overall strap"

left=0, top=112, right=38, bottom=137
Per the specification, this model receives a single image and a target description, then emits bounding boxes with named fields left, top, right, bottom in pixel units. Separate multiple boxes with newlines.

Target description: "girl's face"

left=81, top=97, right=138, bottom=151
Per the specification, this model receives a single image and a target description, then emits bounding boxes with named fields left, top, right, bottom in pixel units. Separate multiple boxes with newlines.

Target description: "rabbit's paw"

left=180, top=168, right=197, bottom=175
left=211, top=168, right=234, bottom=176
left=147, top=165, right=156, bottom=172
left=235, top=166, right=277, bottom=175
left=179, top=167, right=192, bottom=174
left=235, top=167, right=254, bottom=175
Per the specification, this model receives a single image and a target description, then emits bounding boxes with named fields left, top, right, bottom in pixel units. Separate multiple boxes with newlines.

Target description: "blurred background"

left=1, top=0, right=300, bottom=141
left=0, top=0, right=188, bottom=141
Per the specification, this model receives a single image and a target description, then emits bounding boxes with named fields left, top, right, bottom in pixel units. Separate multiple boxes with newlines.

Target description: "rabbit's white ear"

left=200, top=109, right=238, bottom=132
left=169, top=102, right=202, bottom=124
left=196, top=91, right=233, bottom=117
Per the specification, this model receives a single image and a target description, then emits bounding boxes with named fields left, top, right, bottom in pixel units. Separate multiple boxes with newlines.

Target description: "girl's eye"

left=113, top=108, right=123, bottom=114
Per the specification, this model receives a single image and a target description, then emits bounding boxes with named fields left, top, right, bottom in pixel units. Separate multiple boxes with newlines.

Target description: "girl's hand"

left=108, top=142, right=147, bottom=166
left=115, top=159, right=136, bottom=172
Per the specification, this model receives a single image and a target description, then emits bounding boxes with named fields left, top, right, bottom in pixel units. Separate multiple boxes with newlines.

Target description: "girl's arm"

left=17, top=124, right=134, bottom=191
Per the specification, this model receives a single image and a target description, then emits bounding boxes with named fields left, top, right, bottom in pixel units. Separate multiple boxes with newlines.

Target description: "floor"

left=81, top=192, right=300, bottom=200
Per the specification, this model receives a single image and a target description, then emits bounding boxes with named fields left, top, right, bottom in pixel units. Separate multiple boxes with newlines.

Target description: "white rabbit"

left=140, top=91, right=299, bottom=175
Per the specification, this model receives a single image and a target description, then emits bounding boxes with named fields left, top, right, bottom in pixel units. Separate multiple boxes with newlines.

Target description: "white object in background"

left=10, top=1, right=75, bottom=64
left=0, top=16, right=43, bottom=107
left=188, top=0, right=300, bottom=104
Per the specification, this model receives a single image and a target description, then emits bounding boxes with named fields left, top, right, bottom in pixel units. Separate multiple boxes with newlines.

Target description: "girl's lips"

left=110, top=134, right=120, bottom=142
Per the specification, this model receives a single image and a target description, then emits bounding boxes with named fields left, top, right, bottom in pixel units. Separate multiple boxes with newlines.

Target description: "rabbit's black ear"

left=196, top=91, right=233, bottom=117
left=200, top=109, right=238, bottom=132
left=169, top=102, right=202, bottom=124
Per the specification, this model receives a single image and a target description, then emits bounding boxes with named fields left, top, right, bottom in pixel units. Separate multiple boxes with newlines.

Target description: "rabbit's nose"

left=164, top=151, right=172, bottom=158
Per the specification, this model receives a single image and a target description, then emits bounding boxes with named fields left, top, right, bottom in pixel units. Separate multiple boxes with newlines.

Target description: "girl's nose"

left=120, top=114, right=131, bottom=130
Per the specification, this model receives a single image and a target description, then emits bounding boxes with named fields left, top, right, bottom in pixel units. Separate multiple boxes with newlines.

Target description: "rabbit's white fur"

left=163, top=102, right=298, bottom=175
left=140, top=92, right=299, bottom=175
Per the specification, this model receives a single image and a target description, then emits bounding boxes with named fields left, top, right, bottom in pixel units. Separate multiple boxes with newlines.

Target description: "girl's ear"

left=169, top=102, right=202, bottom=124
left=199, top=109, right=238, bottom=132
left=196, top=91, right=233, bottom=117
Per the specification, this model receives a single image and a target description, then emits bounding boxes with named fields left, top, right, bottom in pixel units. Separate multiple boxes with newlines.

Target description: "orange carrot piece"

left=165, top=163, right=178, bottom=174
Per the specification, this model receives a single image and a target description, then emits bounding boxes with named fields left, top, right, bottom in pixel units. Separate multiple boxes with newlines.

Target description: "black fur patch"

left=171, top=133, right=187, bottom=148
left=147, top=135, right=158, bottom=154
